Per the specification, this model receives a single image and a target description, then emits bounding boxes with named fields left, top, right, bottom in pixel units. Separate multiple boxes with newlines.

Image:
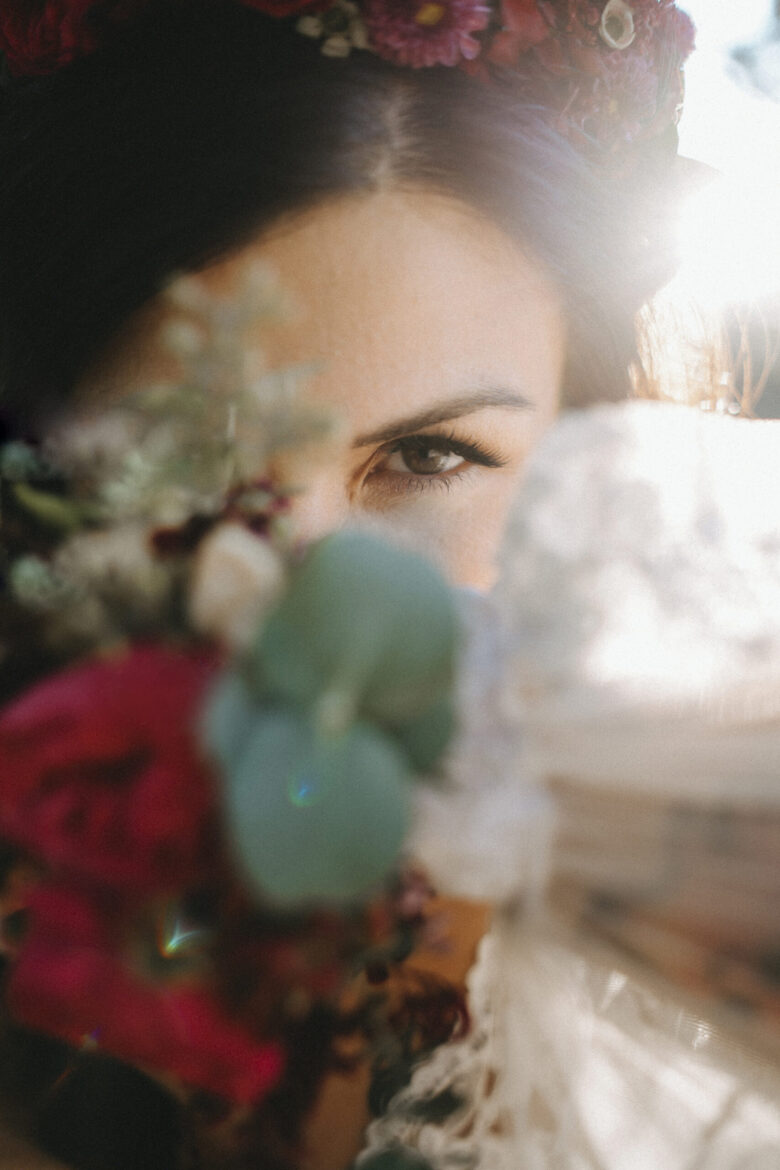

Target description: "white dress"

left=360, top=403, right=780, bottom=1170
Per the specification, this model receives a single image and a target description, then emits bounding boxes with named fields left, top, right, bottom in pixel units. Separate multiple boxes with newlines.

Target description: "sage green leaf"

left=223, top=709, right=409, bottom=906
left=389, top=693, right=455, bottom=774
left=201, top=671, right=257, bottom=770
left=253, top=531, right=458, bottom=725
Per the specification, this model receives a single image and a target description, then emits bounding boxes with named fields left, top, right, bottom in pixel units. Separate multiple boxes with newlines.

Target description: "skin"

left=92, top=188, right=565, bottom=589
left=228, top=189, right=565, bottom=588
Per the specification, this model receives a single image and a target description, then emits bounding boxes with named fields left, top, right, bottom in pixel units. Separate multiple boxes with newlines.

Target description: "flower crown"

left=0, top=1, right=695, bottom=152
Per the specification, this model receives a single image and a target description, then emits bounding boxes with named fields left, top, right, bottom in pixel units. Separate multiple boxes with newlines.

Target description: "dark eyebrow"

left=352, top=387, right=534, bottom=448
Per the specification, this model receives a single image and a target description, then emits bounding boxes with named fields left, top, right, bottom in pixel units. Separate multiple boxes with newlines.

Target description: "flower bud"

left=189, top=523, right=285, bottom=651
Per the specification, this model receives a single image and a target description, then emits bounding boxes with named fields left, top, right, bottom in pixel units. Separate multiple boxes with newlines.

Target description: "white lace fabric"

left=366, top=404, right=780, bottom=1169
left=358, top=929, right=508, bottom=1170
left=359, top=920, right=780, bottom=1170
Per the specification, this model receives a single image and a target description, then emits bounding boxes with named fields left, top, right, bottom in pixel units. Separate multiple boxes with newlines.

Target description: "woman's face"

left=100, top=190, right=565, bottom=589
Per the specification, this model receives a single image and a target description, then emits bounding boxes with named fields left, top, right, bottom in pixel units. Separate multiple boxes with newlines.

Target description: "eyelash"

left=366, top=430, right=507, bottom=496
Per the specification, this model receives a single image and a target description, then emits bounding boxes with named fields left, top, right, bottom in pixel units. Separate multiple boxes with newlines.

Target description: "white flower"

left=297, top=2, right=370, bottom=58
left=52, top=523, right=172, bottom=638
left=188, top=522, right=285, bottom=651
left=599, top=0, right=636, bottom=51
left=160, top=318, right=206, bottom=358
left=45, top=411, right=141, bottom=480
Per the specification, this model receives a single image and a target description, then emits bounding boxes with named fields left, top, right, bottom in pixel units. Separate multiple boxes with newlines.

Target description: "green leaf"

left=11, top=482, right=83, bottom=533
left=252, top=531, right=458, bottom=725
left=222, top=709, right=410, bottom=907
left=389, top=694, right=455, bottom=774
left=201, top=671, right=258, bottom=770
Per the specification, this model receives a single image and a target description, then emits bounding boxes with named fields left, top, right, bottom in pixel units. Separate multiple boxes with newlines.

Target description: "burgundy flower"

left=576, top=49, right=658, bottom=145
left=0, top=645, right=219, bottom=896
left=365, top=0, right=491, bottom=68
left=658, top=2, right=695, bottom=61
left=0, top=0, right=148, bottom=77
left=485, top=0, right=695, bottom=151
left=8, top=883, right=284, bottom=1103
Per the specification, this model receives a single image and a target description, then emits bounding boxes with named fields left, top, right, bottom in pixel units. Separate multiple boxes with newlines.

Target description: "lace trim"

left=356, top=917, right=780, bottom=1170
left=356, top=930, right=511, bottom=1170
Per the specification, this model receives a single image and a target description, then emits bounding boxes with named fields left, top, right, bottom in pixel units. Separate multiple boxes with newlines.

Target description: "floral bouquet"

left=2, top=267, right=780, bottom=1170
left=0, top=269, right=463, bottom=1168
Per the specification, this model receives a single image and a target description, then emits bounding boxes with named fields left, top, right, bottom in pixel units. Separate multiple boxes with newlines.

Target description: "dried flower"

left=599, top=0, right=636, bottom=50
left=52, top=523, right=173, bottom=633
left=297, top=1, right=370, bottom=57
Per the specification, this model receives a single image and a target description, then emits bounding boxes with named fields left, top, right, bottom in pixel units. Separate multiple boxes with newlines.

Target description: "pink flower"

left=365, top=0, right=491, bottom=68
left=0, top=645, right=218, bottom=896
left=8, top=884, right=284, bottom=1103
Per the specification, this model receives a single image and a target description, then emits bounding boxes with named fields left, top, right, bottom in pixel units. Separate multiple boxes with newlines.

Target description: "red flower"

left=0, top=0, right=148, bottom=77
left=365, top=0, right=491, bottom=68
left=488, top=0, right=550, bottom=65
left=0, top=645, right=218, bottom=896
left=8, top=884, right=284, bottom=1103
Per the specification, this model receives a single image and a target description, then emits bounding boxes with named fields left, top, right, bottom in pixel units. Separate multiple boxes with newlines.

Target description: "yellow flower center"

left=415, top=4, right=446, bottom=28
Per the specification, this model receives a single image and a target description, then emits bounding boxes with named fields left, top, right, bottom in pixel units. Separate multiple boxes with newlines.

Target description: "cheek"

left=360, top=472, right=523, bottom=591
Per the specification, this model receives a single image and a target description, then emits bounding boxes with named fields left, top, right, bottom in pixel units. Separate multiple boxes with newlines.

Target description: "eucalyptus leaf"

left=252, top=531, right=458, bottom=725
left=222, top=708, right=410, bottom=906
left=389, top=693, right=455, bottom=775
left=201, top=671, right=258, bottom=771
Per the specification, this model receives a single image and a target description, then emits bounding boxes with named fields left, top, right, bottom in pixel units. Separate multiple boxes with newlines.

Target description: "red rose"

left=8, top=884, right=284, bottom=1103
left=0, top=0, right=149, bottom=77
left=0, top=645, right=218, bottom=896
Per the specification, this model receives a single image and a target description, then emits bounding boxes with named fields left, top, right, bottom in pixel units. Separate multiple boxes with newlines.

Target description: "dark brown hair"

left=0, top=0, right=681, bottom=431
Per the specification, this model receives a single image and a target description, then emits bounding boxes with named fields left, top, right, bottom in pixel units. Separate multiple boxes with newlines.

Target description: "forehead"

left=201, top=189, right=565, bottom=427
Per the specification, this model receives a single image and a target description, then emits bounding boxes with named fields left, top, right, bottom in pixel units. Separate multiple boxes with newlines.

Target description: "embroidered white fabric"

left=366, top=403, right=780, bottom=1169
left=359, top=919, right=780, bottom=1170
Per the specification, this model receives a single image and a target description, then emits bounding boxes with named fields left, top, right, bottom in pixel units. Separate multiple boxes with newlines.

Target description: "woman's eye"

left=383, top=438, right=466, bottom=477
left=362, top=433, right=507, bottom=500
